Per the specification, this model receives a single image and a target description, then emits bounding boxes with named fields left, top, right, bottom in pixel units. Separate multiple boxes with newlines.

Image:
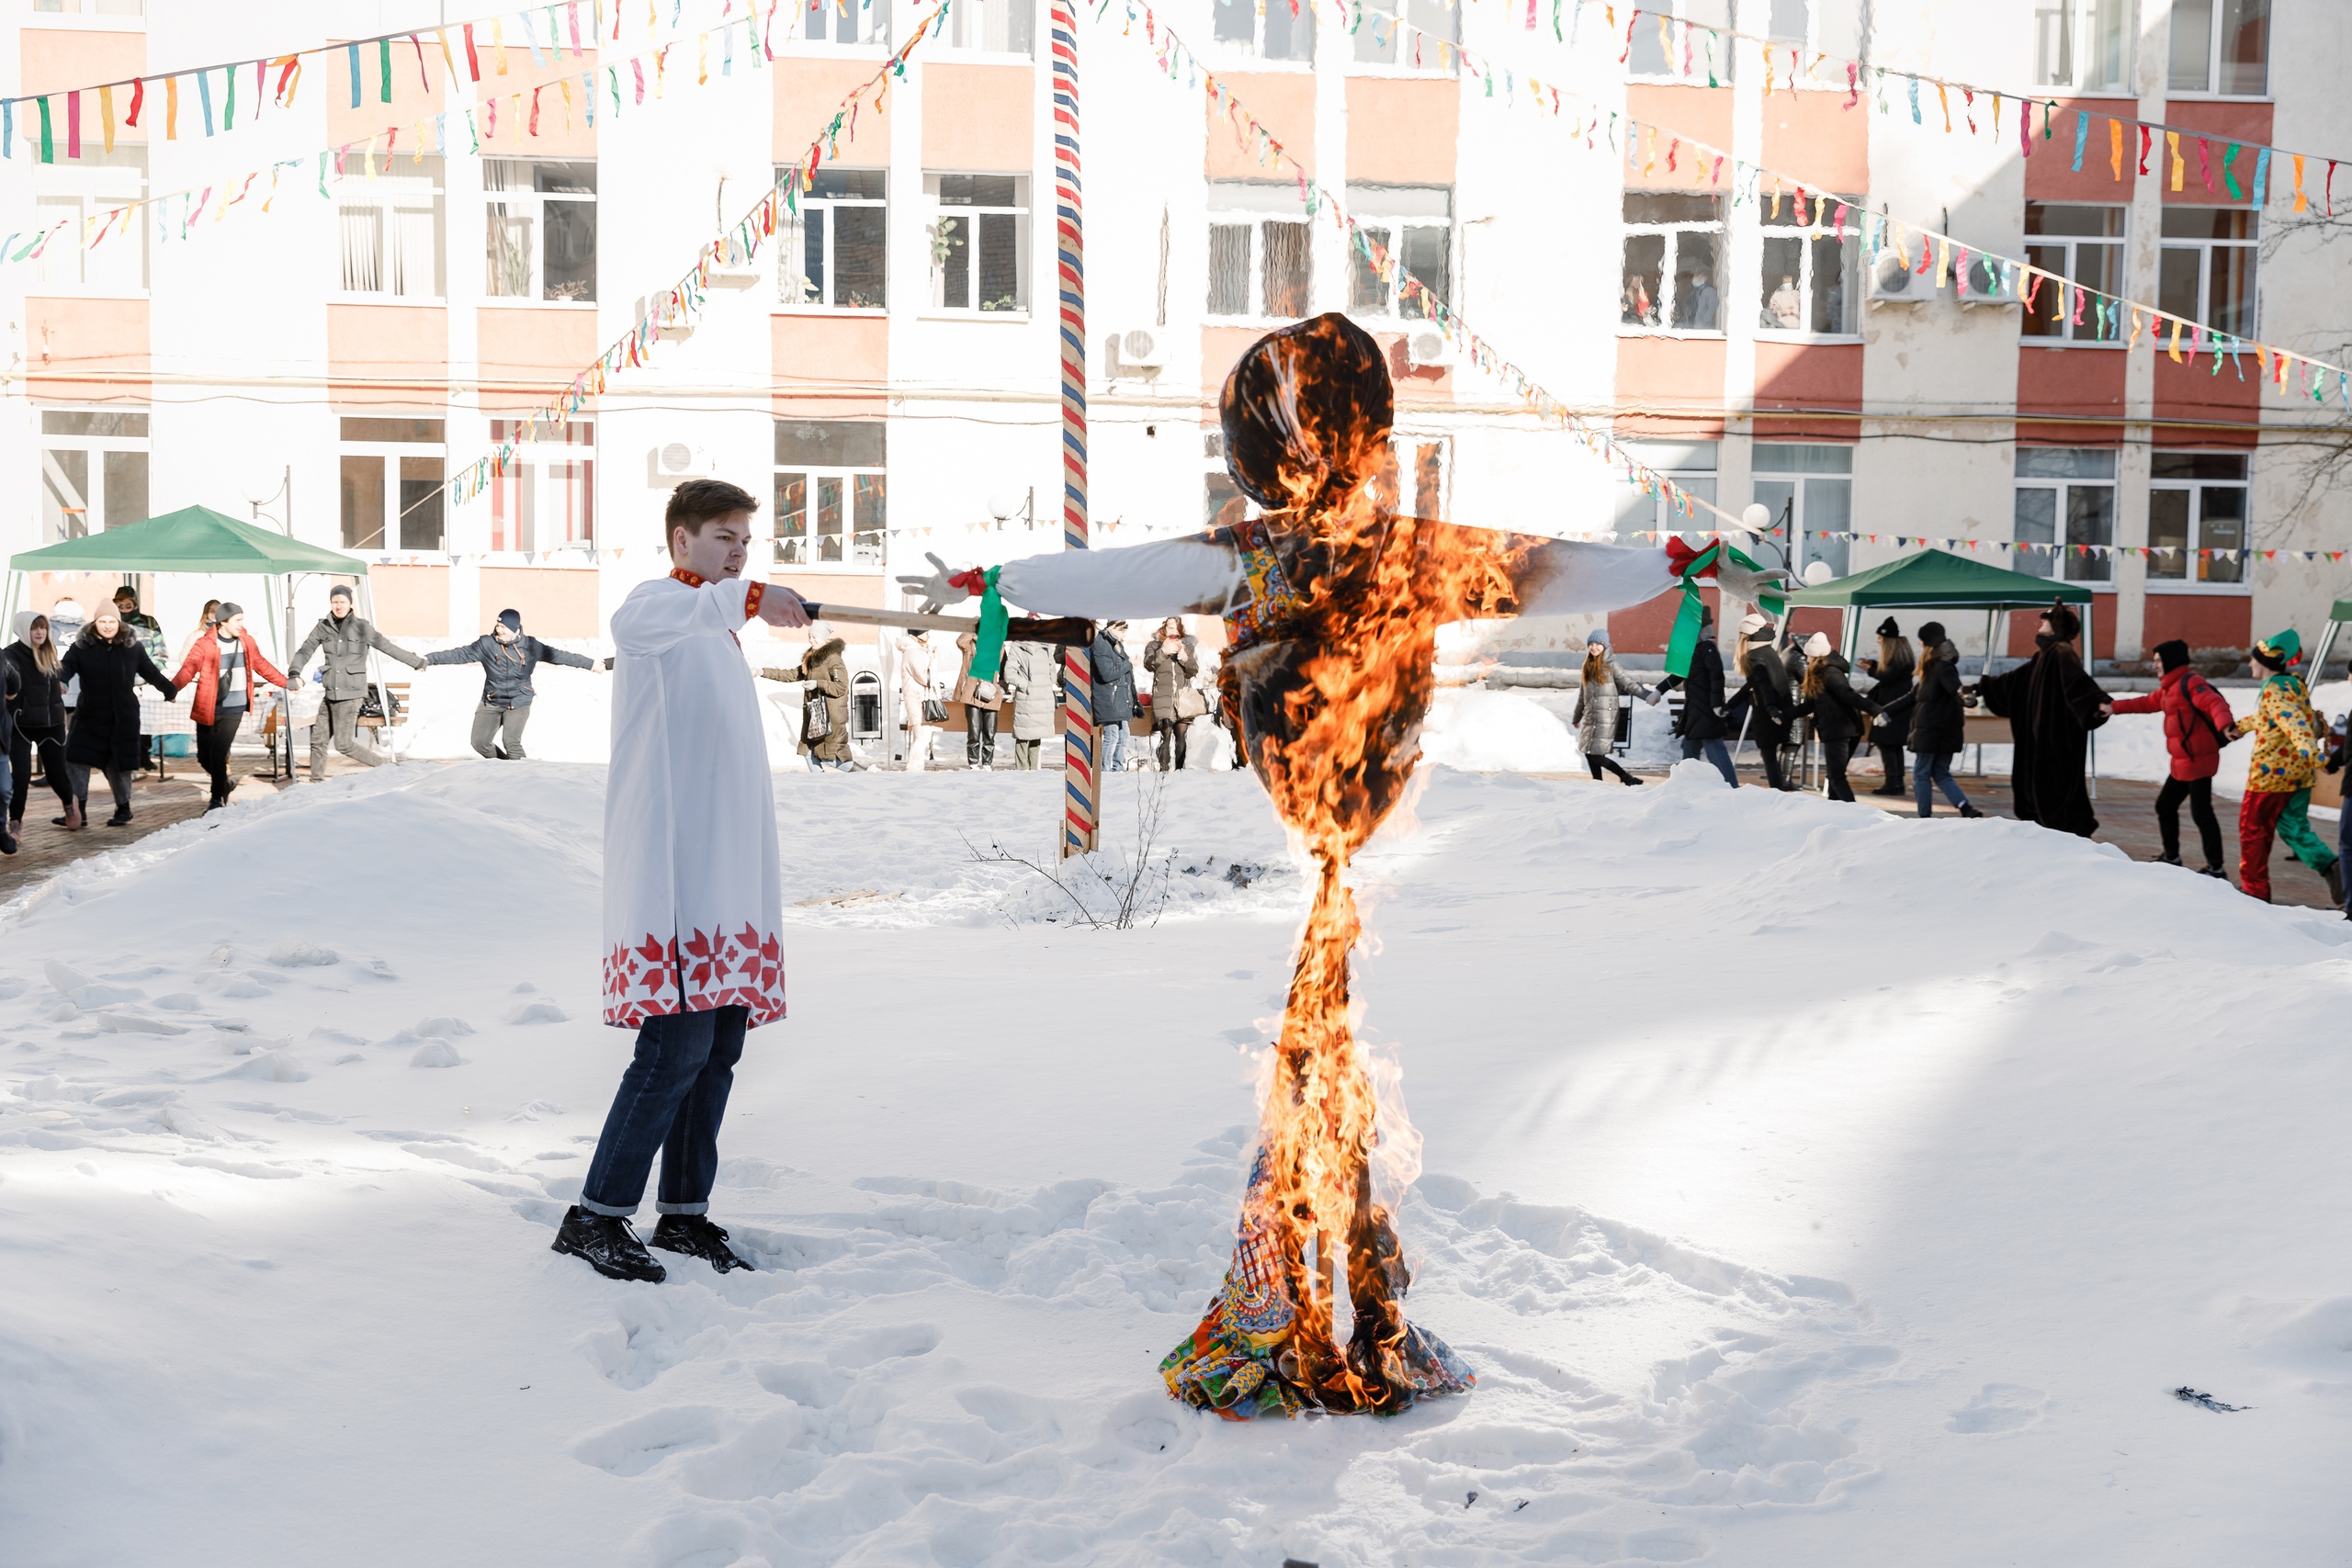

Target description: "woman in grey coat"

left=1571, top=627, right=1658, bottom=786
left=1001, top=641, right=1059, bottom=771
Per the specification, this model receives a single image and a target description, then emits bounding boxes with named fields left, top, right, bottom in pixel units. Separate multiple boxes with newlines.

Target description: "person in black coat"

left=6, top=612, right=74, bottom=837
left=1724, top=614, right=1797, bottom=790
left=1857, top=616, right=1916, bottom=795
left=423, top=608, right=600, bottom=761
left=0, top=657, right=17, bottom=852
left=1973, top=601, right=2109, bottom=838
left=1903, top=621, right=1982, bottom=819
left=1659, top=601, right=1736, bottom=785
left=1089, top=620, right=1138, bottom=773
left=58, top=604, right=175, bottom=829
left=1793, top=634, right=1878, bottom=802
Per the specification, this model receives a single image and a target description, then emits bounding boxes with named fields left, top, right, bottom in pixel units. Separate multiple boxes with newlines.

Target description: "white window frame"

left=778, top=167, right=888, bottom=311
left=32, top=147, right=147, bottom=294
left=483, top=419, right=594, bottom=555
left=2147, top=452, right=2251, bottom=591
left=2033, top=0, right=2135, bottom=93
left=1620, top=192, right=1726, bottom=337
left=1759, top=0, right=1869, bottom=85
left=2012, top=447, right=2117, bottom=584
left=1211, top=0, right=1316, bottom=66
left=483, top=158, right=597, bottom=305
left=1611, top=441, right=1719, bottom=543
left=774, top=420, right=886, bottom=571
left=28, top=0, right=143, bottom=18
left=2023, top=202, right=2128, bottom=345
left=924, top=173, right=1031, bottom=317
left=793, top=0, right=891, bottom=49
left=1625, top=0, right=1736, bottom=84
left=337, top=417, right=448, bottom=554
left=2167, top=0, right=2269, bottom=96
left=336, top=154, right=446, bottom=301
left=1348, top=0, right=1456, bottom=75
left=1754, top=444, right=1855, bottom=580
left=1346, top=185, right=1452, bottom=323
left=2157, top=208, right=2259, bottom=338
left=1756, top=209, right=1859, bottom=339
left=944, top=0, right=1033, bottom=55
left=1206, top=183, right=1314, bottom=323
left=39, top=408, right=151, bottom=542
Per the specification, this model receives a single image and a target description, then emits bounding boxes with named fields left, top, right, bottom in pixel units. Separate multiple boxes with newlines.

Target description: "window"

left=1757, top=0, right=1869, bottom=69
left=1352, top=0, right=1453, bottom=70
left=1215, top=0, right=1315, bottom=62
left=2034, top=0, right=2133, bottom=91
left=39, top=409, right=149, bottom=543
left=1206, top=183, right=1311, bottom=321
left=483, top=420, right=594, bottom=552
left=947, top=0, right=1033, bottom=53
left=1621, top=193, right=1724, bottom=333
left=1755, top=445, right=1852, bottom=579
left=781, top=169, right=887, bottom=310
left=2148, top=452, right=2248, bottom=585
left=2169, top=0, right=2267, bottom=94
left=485, top=159, right=597, bottom=302
left=775, top=421, right=886, bottom=568
left=34, top=148, right=146, bottom=292
left=926, top=175, right=1029, bottom=314
left=1348, top=185, right=1450, bottom=320
left=1626, top=0, right=1734, bottom=82
left=802, top=0, right=890, bottom=45
left=339, top=417, right=446, bottom=552
left=339, top=156, right=445, bottom=299
left=1758, top=200, right=1856, bottom=335
left=2013, top=447, right=2114, bottom=581
left=1611, top=441, right=1718, bottom=543
left=2158, top=209, right=2257, bottom=337
left=31, top=0, right=143, bottom=12
left=2024, top=203, right=2124, bottom=341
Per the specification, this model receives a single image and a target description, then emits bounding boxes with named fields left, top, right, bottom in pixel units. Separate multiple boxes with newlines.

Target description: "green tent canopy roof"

left=1786, top=548, right=2092, bottom=610
left=8, top=505, right=368, bottom=577
left=2331, top=598, right=2352, bottom=623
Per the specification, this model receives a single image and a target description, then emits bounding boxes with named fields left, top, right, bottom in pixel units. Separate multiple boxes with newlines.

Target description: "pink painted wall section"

left=1343, top=78, right=1455, bottom=185
left=1625, top=85, right=1731, bottom=174
left=2016, top=344, right=2127, bottom=445
left=922, top=62, right=1033, bottom=172
left=773, top=314, right=888, bottom=419
left=777, top=56, right=894, bottom=164
left=1201, top=325, right=1269, bottom=400
left=369, top=564, right=452, bottom=636
left=1753, top=342, right=1861, bottom=428
left=2157, top=100, right=2273, bottom=206
left=26, top=297, right=150, bottom=401
left=1612, top=334, right=1724, bottom=437
left=2143, top=592, right=2252, bottom=652
left=2024, top=97, right=2139, bottom=199
left=324, top=33, right=449, bottom=149
left=479, top=566, right=600, bottom=637
left=334, top=31, right=600, bottom=157
left=1759, top=90, right=1867, bottom=197
left=18, top=30, right=147, bottom=151
left=1206, top=72, right=1313, bottom=178
left=328, top=303, right=450, bottom=407
left=775, top=571, right=885, bottom=645
left=476, top=306, right=597, bottom=411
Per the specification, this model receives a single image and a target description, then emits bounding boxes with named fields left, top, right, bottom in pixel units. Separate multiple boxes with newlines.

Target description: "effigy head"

left=1221, top=313, right=1395, bottom=513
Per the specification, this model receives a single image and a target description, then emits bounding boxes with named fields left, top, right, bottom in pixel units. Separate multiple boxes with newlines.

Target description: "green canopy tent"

left=7, top=505, right=376, bottom=776
left=2305, top=600, right=2352, bottom=682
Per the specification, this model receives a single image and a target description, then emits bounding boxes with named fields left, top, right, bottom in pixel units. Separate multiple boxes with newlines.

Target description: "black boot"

left=649, top=1213, right=754, bottom=1273
left=2151, top=851, right=2182, bottom=866
left=2325, top=863, right=2345, bottom=907
left=550, top=1205, right=667, bottom=1282
left=1959, top=803, right=1985, bottom=818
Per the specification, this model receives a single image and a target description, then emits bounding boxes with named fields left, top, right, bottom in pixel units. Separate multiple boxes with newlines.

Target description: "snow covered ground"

left=4, top=749, right=2349, bottom=1565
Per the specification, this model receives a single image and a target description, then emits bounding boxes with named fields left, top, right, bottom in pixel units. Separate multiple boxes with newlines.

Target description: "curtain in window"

left=340, top=205, right=385, bottom=293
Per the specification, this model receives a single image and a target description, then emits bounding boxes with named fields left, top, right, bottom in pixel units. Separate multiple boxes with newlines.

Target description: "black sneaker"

left=550, top=1205, right=667, bottom=1282
left=649, top=1213, right=754, bottom=1273
left=2199, top=865, right=2230, bottom=879
left=1958, top=804, right=1985, bottom=818
left=2151, top=851, right=2183, bottom=866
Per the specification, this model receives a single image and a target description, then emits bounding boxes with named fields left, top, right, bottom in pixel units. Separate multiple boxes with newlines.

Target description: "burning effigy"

left=901, top=312, right=1785, bottom=1418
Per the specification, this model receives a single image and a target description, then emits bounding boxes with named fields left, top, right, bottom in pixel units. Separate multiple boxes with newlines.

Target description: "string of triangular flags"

left=0, top=1, right=818, bottom=266
left=445, top=0, right=956, bottom=508
left=1324, top=0, right=2352, bottom=400
left=1623, top=529, right=2349, bottom=566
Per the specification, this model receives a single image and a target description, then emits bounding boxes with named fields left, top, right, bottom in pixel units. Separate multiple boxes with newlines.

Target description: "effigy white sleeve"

left=994, top=539, right=1244, bottom=618
left=1512, top=540, right=1678, bottom=616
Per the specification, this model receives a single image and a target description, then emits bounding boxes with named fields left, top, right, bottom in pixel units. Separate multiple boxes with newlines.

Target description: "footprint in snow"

left=1948, top=1383, right=2050, bottom=1434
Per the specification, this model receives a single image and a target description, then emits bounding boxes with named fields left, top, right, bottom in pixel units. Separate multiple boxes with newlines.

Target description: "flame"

left=1207, top=317, right=1526, bottom=1415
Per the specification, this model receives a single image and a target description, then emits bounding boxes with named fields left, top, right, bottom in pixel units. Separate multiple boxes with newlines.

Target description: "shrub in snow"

left=410, top=1040, right=468, bottom=1069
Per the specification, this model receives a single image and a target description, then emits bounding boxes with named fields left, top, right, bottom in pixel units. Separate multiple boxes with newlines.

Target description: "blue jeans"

left=1098, top=719, right=1130, bottom=773
left=1680, top=733, right=1736, bottom=785
left=581, top=1005, right=749, bottom=1217
left=1912, top=750, right=1968, bottom=816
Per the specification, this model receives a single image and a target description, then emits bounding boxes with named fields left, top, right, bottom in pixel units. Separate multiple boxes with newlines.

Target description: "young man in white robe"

left=553, top=479, right=809, bottom=1282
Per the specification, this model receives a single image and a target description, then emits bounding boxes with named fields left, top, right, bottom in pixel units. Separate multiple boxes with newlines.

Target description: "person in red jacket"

left=171, top=601, right=289, bottom=810
left=2107, top=638, right=2236, bottom=877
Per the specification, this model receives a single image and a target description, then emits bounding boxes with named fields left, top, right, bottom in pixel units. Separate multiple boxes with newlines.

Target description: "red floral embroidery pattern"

left=604, top=924, right=786, bottom=1028
left=670, top=566, right=708, bottom=588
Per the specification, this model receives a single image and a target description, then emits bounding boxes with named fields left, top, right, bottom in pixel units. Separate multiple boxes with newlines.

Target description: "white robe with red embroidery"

left=602, top=572, right=786, bottom=1029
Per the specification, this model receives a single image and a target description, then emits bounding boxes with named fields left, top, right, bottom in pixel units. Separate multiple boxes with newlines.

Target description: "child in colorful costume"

left=2229, top=627, right=2342, bottom=905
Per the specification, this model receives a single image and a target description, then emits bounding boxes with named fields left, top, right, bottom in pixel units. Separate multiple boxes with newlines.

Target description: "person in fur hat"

left=1973, top=600, right=2109, bottom=836
left=760, top=621, right=853, bottom=771
left=2228, top=627, right=2340, bottom=904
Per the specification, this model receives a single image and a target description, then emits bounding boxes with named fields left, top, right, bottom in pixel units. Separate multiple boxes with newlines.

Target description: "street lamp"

left=242, top=464, right=299, bottom=780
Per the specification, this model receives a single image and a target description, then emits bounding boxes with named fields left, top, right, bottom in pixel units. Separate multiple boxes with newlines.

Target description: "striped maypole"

left=1052, top=0, right=1100, bottom=858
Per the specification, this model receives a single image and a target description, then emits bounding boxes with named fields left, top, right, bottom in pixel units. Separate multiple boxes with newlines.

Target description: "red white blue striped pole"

left=1052, top=0, right=1099, bottom=857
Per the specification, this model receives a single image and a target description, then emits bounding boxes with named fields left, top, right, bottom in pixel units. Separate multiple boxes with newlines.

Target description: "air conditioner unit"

left=1956, top=254, right=2020, bottom=306
left=1405, top=328, right=1457, bottom=368
left=1116, top=327, right=1169, bottom=369
left=1866, top=247, right=1931, bottom=306
left=651, top=443, right=716, bottom=481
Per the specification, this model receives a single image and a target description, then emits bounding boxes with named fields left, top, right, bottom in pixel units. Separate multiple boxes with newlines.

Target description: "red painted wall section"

left=1613, top=335, right=1724, bottom=437
left=2005, top=592, right=2117, bottom=660
left=2142, top=593, right=2253, bottom=651
left=2023, top=98, right=2140, bottom=199
left=1754, top=343, right=1861, bottom=440
left=1608, top=584, right=1713, bottom=655
left=2155, top=101, right=2274, bottom=205
left=1759, top=90, right=1868, bottom=195
left=2152, top=348, right=2261, bottom=446
left=2017, top=344, right=2127, bottom=445
left=1626, top=85, right=1733, bottom=164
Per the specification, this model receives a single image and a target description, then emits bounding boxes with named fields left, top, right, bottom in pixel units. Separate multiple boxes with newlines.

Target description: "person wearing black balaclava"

left=1974, top=600, right=2109, bottom=837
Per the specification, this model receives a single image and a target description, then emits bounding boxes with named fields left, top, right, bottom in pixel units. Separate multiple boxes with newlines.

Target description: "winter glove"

left=893, top=552, right=972, bottom=615
left=1714, top=555, right=1792, bottom=605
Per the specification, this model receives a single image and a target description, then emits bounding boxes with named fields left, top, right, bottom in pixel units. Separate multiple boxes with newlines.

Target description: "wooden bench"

left=356, top=682, right=412, bottom=732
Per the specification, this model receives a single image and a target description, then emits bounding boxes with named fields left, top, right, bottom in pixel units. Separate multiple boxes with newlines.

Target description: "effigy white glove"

left=1715, top=556, right=1792, bottom=604
left=892, top=552, right=970, bottom=615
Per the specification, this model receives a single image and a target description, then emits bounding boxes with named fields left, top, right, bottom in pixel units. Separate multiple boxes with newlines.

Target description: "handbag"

left=1175, top=686, right=1210, bottom=720
left=803, top=690, right=831, bottom=740
left=921, top=697, right=948, bottom=725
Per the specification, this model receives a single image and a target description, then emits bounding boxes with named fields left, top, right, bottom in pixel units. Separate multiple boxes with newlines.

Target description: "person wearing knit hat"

left=422, top=606, right=603, bottom=761
left=290, top=581, right=429, bottom=781
left=1723, top=614, right=1797, bottom=790
left=1900, top=622, right=1983, bottom=818
left=1973, top=601, right=2110, bottom=837
left=1858, top=617, right=1917, bottom=795
left=1573, top=628, right=1659, bottom=786
left=2108, top=639, right=2236, bottom=876
left=1794, top=630, right=1879, bottom=802
left=2226, top=627, right=2340, bottom=904
left=1657, top=599, right=1737, bottom=785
